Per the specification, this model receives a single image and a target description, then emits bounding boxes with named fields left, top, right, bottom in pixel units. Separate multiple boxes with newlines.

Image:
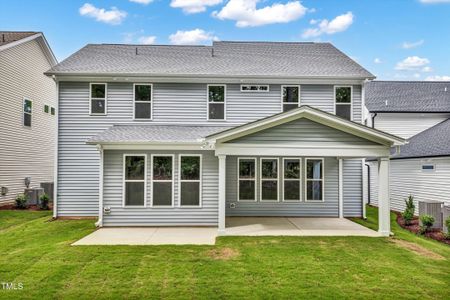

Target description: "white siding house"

left=0, top=32, right=57, bottom=204
left=365, top=81, right=450, bottom=213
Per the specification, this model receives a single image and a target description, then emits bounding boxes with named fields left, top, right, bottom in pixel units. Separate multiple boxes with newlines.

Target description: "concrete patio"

left=73, top=217, right=380, bottom=246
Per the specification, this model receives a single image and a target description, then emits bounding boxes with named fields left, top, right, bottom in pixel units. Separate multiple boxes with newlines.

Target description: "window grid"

left=334, top=86, right=352, bottom=120
left=282, top=158, right=301, bottom=202
left=133, top=83, right=153, bottom=120
left=89, top=83, right=107, bottom=115
left=207, top=84, right=226, bottom=121
left=122, top=154, right=147, bottom=207
left=260, top=158, right=279, bottom=202
left=151, top=154, right=174, bottom=207
left=281, top=85, right=300, bottom=112
left=237, top=157, right=257, bottom=202
left=305, top=158, right=325, bottom=202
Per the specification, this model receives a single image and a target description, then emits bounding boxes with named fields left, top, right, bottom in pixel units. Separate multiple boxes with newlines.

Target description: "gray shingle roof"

left=366, top=81, right=450, bottom=112
left=87, top=125, right=232, bottom=144
left=46, top=41, right=374, bottom=79
left=392, top=118, right=450, bottom=159
left=0, top=31, right=38, bottom=46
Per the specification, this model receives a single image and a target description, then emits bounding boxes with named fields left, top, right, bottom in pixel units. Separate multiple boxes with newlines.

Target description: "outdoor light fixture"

left=24, top=177, right=31, bottom=188
left=1, top=187, right=7, bottom=196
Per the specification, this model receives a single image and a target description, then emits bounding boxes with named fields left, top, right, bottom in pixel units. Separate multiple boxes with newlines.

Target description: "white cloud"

left=425, top=75, right=450, bottom=81
left=79, top=3, right=127, bottom=25
left=422, top=66, right=433, bottom=72
left=401, top=39, right=424, bottom=49
left=374, top=58, right=382, bottom=64
left=169, top=29, right=218, bottom=45
left=138, top=35, right=157, bottom=44
left=420, top=0, right=450, bottom=3
left=171, top=0, right=223, bottom=14
left=302, top=12, right=353, bottom=38
left=213, top=0, right=308, bottom=28
left=395, top=56, right=430, bottom=71
left=129, top=0, right=154, bottom=4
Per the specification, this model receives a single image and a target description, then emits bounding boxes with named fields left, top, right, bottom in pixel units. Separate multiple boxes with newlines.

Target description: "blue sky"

left=2, top=0, right=449, bottom=80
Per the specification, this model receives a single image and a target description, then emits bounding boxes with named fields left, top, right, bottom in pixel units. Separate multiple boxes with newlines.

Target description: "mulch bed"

left=395, top=212, right=450, bottom=245
left=0, top=203, right=52, bottom=211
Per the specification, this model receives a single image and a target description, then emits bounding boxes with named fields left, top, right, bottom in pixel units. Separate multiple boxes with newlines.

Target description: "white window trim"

left=237, top=157, right=257, bottom=202
left=151, top=154, right=175, bottom=207
left=281, top=85, right=301, bottom=112
left=89, top=83, right=107, bottom=115
left=133, top=83, right=153, bottom=121
left=421, top=164, right=436, bottom=172
left=260, top=157, right=280, bottom=202
left=240, top=85, right=270, bottom=93
left=22, top=97, right=32, bottom=128
left=122, top=154, right=147, bottom=207
left=282, top=158, right=302, bottom=202
left=305, top=158, right=325, bottom=202
left=334, top=85, right=353, bottom=121
left=178, top=154, right=202, bottom=208
left=207, top=84, right=227, bottom=121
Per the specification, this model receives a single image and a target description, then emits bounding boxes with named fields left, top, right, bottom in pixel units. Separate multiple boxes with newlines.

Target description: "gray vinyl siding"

left=373, top=113, right=450, bottom=139
left=0, top=39, right=56, bottom=204
left=226, top=157, right=339, bottom=217
left=343, top=160, right=363, bottom=217
left=368, top=157, right=450, bottom=214
left=57, top=82, right=363, bottom=216
left=102, top=150, right=218, bottom=226
left=227, top=118, right=377, bottom=146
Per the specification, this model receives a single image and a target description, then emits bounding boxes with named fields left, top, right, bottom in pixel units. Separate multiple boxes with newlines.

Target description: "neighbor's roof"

left=392, top=118, right=450, bottom=159
left=46, top=41, right=374, bottom=79
left=0, top=31, right=38, bottom=46
left=365, top=81, right=450, bottom=113
left=87, top=125, right=232, bottom=144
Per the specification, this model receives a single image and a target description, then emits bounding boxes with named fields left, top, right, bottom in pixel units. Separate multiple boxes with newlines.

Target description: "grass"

left=0, top=207, right=448, bottom=299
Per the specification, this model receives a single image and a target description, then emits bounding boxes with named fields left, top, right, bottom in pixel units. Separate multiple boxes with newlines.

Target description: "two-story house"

left=364, top=81, right=450, bottom=214
left=0, top=31, right=57, bottom=205
left=45, top=42, right=404, bottom=236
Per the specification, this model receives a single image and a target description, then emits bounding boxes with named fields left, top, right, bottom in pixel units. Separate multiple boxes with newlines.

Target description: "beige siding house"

left=0, top=32, right=57, bottom=204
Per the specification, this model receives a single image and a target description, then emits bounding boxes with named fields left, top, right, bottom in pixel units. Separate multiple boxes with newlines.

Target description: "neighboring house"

left=0, top=32, right=57, bottom=204
left=45, top=42, right=404, bottom=236
left=364, top=81, right=450, bottom=214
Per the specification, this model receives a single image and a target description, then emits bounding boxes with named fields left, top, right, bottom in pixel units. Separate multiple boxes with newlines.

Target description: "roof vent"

left=1, top=34, right=4, bottom=43
left=135, top=47, right=138, bottom=55
left=445, top=87, right=448, bottom=92
left=385, top=100, right=388, bottom=106
left=211, top=47, right=214, bottom=57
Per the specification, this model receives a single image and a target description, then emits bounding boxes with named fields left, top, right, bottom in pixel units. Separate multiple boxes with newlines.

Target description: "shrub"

left=445, top=217, right=450, bottom=240
left=402, top=195, right=415, bottom=225
left=15, top=194, right=28, bottom=209
left=39, top=193, right=50, bottom=210
left=419, top=214, right=435, bottom=234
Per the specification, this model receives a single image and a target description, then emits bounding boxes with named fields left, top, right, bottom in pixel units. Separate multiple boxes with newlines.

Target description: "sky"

left=1, top=0, right=449, bottom=81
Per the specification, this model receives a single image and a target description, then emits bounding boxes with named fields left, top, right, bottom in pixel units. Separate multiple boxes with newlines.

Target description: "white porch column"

left=338, top=158, right=344, bottom=218
left=378, top=157, right=390, bottom=236
left=218, top=155, right=226, bottom=235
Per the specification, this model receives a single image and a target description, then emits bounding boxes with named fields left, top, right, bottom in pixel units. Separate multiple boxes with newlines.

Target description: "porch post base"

left=217, top=229, right=226, bottom=236
left=378, top=230, right=390, bottom=237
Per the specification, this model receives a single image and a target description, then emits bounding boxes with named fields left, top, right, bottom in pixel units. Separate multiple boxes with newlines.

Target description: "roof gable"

left=206, top=106, right=405, bottom=146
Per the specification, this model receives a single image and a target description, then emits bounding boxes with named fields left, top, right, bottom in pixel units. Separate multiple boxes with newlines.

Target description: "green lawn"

left=0, top=207, right=448, bottom=299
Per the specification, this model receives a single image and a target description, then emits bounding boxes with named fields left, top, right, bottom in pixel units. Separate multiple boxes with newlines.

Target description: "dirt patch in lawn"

left=207, top=247, right=240, bottom=260
left=390, top=239, right=445, bottom=260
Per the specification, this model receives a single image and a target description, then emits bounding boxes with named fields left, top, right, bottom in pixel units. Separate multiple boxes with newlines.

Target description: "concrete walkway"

left=73, top=217, right=380, bottom=246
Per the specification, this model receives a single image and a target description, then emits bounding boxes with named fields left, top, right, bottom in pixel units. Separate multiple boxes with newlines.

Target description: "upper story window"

left=134, top=84, right=152, bottom=120
left=90, top=83, right=107, bottom=115
left=282, top=85, right=300, bottom=112
left=335, top=86, right=352, bottom=120
left=207, top=84, right=226, bottom=120
left=23, top=98, right=32, bottom=127
left=241, top=85, right=269, bottom=92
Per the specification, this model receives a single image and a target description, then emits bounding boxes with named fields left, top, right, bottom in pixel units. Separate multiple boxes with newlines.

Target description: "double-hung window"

left=207, top=84, right=225, bottom=120
left=152, top=155, right=174, bottom=206
left=306, top=159, right=324, bottom=201
left=90, top=83, right=107, bottom=115
left=123, top=155, right=147, bottom=206
left=282, top=158, right=301, bottom=201
left=238, top=158, right=256, bottom=201
left=260, top=158, right=279, bottom=201
left=134, top=84, right=152, bottom=119
left=282, top=85, right=300, bottom=112
left=23, top=98, right=32, bottom=127
left=335, top=86, right=352, bottom=120
left=179, top=155, right=202, bottom=207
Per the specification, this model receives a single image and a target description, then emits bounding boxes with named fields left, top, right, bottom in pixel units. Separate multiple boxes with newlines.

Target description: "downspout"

left=52, top=78, right=59, bottom=219
left=371, top=113, right=377, bottom=128
left=95, top=145, right=104, bottom=227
